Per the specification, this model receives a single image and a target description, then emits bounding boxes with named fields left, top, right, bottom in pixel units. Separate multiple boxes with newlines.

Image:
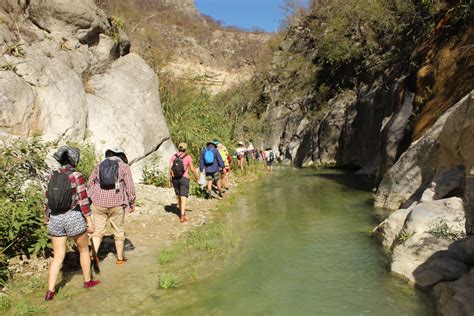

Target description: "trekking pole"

left=89, top=236, right=100, bottom=274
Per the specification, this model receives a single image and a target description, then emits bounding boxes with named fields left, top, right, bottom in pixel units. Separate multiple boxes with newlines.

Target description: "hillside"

left=96, top=0, right=271, bottom=94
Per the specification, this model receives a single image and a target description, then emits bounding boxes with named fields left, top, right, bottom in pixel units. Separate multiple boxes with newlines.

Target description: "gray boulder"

left=87, top=53, right=175, bottom=181
left=388, top=198, right=466, bottom=285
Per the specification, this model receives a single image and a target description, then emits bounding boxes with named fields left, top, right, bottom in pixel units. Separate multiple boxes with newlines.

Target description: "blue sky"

left=195, top=0, right=307, bottom=32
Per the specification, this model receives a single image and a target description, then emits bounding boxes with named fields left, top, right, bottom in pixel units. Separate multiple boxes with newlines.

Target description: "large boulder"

left=87, top=53, right=175, bottom=180
left=387, top=198, right=466, bottom=286
left=0, top=0, right=175, bottom=179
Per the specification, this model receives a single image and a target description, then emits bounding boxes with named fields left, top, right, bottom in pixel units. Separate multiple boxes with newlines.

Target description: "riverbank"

left=0, top=164, right=266, bottom=314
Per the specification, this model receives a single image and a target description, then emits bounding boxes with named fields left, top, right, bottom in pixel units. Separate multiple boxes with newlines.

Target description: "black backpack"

left=171, top=154, right=187, bottom=178
left=47, top=171, right=73, bottom=214
left=99, top=159, right=119, bottom=190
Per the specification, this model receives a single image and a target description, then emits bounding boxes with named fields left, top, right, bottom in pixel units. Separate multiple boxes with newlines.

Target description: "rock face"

left=0, top=0, right=174, bottom=180
left=375, top=92, right=473, bottom=210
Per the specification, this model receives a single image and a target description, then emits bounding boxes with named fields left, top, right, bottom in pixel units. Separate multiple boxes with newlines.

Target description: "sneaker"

left=44, top=290, right=55, bottom=301
left=84, top=279, right=101, bottom=288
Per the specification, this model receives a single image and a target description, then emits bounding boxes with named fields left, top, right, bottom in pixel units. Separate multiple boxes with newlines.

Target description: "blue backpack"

left=204, top=148, right=215, bottom=165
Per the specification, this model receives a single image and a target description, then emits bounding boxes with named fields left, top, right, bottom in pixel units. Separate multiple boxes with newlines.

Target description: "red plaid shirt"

left=44, top=165, right=91, bottom=217
left=87, top=158, right=136, bottom=211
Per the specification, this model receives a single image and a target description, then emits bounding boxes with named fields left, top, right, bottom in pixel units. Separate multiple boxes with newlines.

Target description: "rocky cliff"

left=0, top=0, right=175, bottom=180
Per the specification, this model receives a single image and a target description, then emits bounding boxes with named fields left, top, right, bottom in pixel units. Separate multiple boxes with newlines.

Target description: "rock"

left=86, top=53, right=174, bottom=181
left=420, top=183, right=436, bottom=203
left=375, top=92, right=472, bottom=210
left=372, top=207, right=412, bottom=251
left=388, top=198, right=466, bottom=284
left=27, top=0, right=109, bottom=44
left=434, top=270, right=474, bottom=316
left=317, top=91, right=356, bottom=164
left=404, top=198, right=465, bottom=236
left=0, top=71, right=36, bottom=136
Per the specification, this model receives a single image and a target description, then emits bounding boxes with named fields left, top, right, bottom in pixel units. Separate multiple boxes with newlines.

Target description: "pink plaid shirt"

left=87, top=158, right=136, bottom=211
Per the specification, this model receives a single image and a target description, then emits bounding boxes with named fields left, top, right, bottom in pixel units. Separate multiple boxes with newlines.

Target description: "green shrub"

left=66, top=141, right=99, bottom=181
left=158, top=273, right=180, bottom=289
left=0, top=138, right=51, bottom=269
left=0, top=293, right=11, bottom=312
left=428, top=218, right=464, bottom=240
left=142, top=157, right=169, bottom=187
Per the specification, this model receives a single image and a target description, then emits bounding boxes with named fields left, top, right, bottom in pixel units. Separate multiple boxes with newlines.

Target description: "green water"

left=162, top=169, right=434, bottom=315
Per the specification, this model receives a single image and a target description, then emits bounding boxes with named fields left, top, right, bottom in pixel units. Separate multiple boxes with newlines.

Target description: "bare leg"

left=115, top=240, right=125, bottom=261
left=180, top=196, right=187, bottom=217
left=73, top=232, right=92, bottom=282
left=48, top=236, right=67, bottom=292
left=92, top=236, right=102, bottom=254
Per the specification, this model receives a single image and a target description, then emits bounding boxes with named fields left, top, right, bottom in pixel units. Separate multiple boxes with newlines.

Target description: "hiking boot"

left=44, top=290, right=55, bottom=301
left=84, top=279, right=101, bottom=288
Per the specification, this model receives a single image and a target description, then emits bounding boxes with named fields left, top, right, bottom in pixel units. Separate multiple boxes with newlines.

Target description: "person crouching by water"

left=169, top=143, right=199, bottom=223
left=200, top=140, right=225, bottom=199
left=44, top=146, right=100, bottom=301
left=87, top=147, right=135, bottom=265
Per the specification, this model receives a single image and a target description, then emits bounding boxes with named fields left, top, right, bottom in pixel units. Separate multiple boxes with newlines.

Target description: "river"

left=159, top=169, right=434, bottom=315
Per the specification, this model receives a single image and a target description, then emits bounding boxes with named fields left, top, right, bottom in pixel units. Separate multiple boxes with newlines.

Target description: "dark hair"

left=178, top=147, right=186, bottom=153
left=106, top=151, right=128, bottom=164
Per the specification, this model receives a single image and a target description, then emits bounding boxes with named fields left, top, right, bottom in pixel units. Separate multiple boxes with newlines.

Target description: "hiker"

left=264, top=147, right=275, bottom=173
left=234, top=141, right=246, bottom=171
left=199, top=140, right=225, bottom=199
left=169, top=143, right=199, bottom=223
left=87, top=147, right=135, bottom=265
left=44, top=146, right=100, bottom=301
left=215, top=140, right=230, bottom=192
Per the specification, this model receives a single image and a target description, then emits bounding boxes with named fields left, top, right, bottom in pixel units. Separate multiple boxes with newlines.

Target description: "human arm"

left=123, top=164, right=136, bottom=212
left=74, top=172, right=94, bottom=232
left=215, top=149, right=225, bottom=169
left=189, top=160, right=199, bottom=180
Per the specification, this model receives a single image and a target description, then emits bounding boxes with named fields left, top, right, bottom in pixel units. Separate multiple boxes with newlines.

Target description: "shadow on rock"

left=412, top=236, right=474, bottom=314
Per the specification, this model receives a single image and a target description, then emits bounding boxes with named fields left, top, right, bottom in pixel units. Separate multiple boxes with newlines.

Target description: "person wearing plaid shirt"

left=88, top=147, right=136, bottom=265
left=44, top=146, right=100, bottom=301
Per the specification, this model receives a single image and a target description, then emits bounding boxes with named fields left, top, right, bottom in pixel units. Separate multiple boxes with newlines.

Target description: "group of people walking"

left=44, top=146, right=135, bottom=301
left=43, top=140, right=276, bottom=300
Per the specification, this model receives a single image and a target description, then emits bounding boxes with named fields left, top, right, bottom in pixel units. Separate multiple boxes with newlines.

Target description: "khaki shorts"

left=205, top=172, right=220, bottom=181
left=92, top=205, right=125, bottom=241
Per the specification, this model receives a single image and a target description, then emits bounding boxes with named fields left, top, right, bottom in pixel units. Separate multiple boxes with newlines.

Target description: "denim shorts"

left=48, top=209, right=87, bottom=237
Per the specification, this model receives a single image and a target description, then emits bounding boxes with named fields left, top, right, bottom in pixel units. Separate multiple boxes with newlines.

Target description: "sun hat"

left=53, top=145, right=80, bottom=167
left=105, top=146, right=128, bottom=164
